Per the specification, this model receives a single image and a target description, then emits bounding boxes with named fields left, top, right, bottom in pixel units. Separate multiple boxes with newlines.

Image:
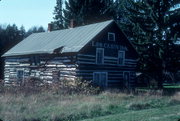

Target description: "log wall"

left=4, top=55, right=77, bottom=85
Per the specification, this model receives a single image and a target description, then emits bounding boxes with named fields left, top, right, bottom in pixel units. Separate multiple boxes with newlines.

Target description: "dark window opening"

left=30, top=56, right=40, bottom=66
left=17, top=70, right=24, bottom=80
left=108, top=32, right=115, bottom=41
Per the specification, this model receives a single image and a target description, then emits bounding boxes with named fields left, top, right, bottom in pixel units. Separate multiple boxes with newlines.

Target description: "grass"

left=0, top=89, right=179, bottom=121
left=83, top=105, right=180, bottom=121
left=164, top=85, right=180, bottom=88
left=163, top=83, right=180, bottom=88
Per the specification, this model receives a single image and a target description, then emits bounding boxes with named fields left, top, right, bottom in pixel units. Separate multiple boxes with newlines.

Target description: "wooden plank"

left=104, top=56, right=117, bottom=60
left=77, top=54, right=96, bottom=58
left=77, top=57, right=95, bottom=62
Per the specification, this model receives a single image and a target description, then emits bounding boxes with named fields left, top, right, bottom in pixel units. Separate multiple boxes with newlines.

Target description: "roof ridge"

left=2, top=20, right=114, bottom=57
left=45, top=20, right=114, bottom=33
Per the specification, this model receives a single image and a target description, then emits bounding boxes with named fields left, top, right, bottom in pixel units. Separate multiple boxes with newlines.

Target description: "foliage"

left=0, top=24, right=25, bottom=53
left=0, top=24, right=26, bottom=79
left=0, top=24, right=45, bottom=80
left=53, top=0, right=114, bottom=29
left=1, top=78, right=100, bottom=95
left=53, top=0, right=64, bottom=30
left=117, top=0, right=180, bottom=88
left=25, top=26, right=45, bottom=37
left=54, top=78, right=100, bottom=95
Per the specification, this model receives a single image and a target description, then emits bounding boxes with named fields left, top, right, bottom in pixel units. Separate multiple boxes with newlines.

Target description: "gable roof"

left=3, top=20, right=113, bottom=57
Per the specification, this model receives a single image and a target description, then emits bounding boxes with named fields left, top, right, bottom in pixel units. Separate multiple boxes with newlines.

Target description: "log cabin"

left=2, top=20, right=138, bottom=88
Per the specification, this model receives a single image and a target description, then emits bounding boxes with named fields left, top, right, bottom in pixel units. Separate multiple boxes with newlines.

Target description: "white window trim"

left=108, top=32, right=116, bottom=41
left=96, top=48, right=104, bottom=64
left=93, top=72, right=108, bottom=87
left=118, top=50, right=125, bottom=65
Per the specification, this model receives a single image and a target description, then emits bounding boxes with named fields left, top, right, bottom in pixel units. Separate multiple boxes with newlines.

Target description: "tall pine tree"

left=0, top=24, right=26, bottom=79
left=53, top=0, right=114, bottom=29
left=53, top=0, right=64, bottom=30
left=123, top=0, right=180, bottom=88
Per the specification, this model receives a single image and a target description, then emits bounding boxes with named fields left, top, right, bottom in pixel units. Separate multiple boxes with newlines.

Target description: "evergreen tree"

left=0, top=24, right=26, bottom=79
left=113, top=0, right=133, bottom=37
left=53, top=0, right=114, bottom=29
left=123, top=0, right=180, bottom=88
left=26, top=26, right=45, bottom=37
left=19, top=26, right=26, bottom=39
left=53, top=0, right=64, bottom=30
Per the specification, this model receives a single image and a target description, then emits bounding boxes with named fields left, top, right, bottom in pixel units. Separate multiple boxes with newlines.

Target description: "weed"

left=127, top=102, right=152, bottom=110
left=0, top=82, right=179, bottom=121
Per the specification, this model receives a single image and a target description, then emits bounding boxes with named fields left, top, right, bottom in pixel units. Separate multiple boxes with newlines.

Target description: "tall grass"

left=0, top=79, right=179, bottom=121
left=0, top=88, right=179, bottom=121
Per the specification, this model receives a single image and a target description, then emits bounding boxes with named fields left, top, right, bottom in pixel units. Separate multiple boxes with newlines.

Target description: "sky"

left=0, top=0, right=56, bottom=30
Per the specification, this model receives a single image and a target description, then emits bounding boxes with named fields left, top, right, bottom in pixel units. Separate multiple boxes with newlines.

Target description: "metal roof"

left=3, top=20, right=113, bottom=57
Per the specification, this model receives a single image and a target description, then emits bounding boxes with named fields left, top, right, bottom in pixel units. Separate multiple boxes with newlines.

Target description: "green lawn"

left=163, top=83, right=180, bottom=88
left=83, top=105, right=180, bottom=121
left=164, top=85, right=180, bottom=88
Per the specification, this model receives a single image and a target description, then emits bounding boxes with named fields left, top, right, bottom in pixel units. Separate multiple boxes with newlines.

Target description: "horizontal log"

left=77, top=54, right=95, bottom=58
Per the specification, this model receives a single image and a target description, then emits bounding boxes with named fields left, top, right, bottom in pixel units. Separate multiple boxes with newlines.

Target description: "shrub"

left=45, top=78, right=100, bottom=95
left=4, top=78, right=100, bottom=95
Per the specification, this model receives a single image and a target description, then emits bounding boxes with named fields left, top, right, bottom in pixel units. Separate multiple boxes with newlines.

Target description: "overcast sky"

left=0, top=0, right=56, bottom=30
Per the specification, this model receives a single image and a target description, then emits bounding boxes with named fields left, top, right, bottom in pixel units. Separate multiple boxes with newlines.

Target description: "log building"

left=3, top=20, right=138, bottom=88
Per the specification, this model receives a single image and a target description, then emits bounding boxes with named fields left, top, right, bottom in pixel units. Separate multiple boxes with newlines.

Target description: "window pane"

left=96, top=48, right=104, bottom=64
left=118, top=51, right=125, bottom=65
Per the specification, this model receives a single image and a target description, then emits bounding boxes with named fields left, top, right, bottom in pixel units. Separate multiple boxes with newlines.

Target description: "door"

left=93, top=72, right=108, bottom=87
left=123, top=72, right=130, bottom=88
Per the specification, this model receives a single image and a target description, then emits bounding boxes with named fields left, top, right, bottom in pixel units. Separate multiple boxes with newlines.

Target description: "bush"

left=0, top=78, right=100, bottom=95
left=46, top=78, right=100, bottom=95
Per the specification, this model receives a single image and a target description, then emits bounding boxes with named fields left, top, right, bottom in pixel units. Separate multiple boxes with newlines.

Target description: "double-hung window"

left=118, top=51, right=125, bottom=65
left=96, top=48, right=104, bottom=64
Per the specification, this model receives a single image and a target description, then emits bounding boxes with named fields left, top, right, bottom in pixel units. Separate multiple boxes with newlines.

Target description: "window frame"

left=118, top=50, right=125, bottom=65
left=108, top=32, right=116, bottom=41
left=96, top=48, right=104, bottom=64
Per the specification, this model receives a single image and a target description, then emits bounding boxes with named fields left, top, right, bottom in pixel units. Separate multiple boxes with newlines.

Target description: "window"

left=118, top=51, right=125, bottom=65
left=93, top=72, right=108, bottom=87
left=108, top=32, right=115, bottom=41
left=17, top=70, right=24, bottom=80
left=30, top=56, right=40, bottom=66
left=96, top=48, right=104, bottom=64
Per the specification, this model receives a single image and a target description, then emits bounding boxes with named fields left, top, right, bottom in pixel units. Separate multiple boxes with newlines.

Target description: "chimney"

left=48, top=23, right=52, bottom=32
left=70, top=19, right=76, bottom=28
